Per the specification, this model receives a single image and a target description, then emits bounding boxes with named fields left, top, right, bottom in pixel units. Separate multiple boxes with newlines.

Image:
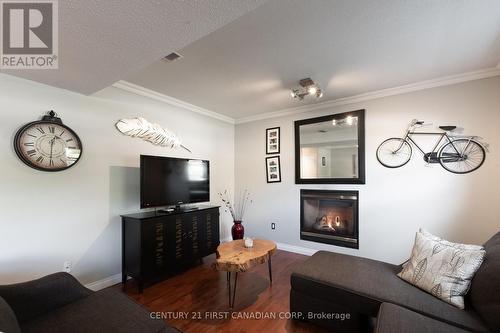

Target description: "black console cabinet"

left=121, top=206, right=220, bottom=292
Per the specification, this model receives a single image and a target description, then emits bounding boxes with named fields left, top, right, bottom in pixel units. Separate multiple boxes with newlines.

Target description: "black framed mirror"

left=295, top=109, right=365, bottom=184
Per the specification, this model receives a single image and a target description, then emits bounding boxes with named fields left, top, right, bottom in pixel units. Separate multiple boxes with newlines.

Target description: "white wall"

left=0, top=74, right=235, bottom=285
left=235, top=76, right=500, bottom=264
left=1, top=73, right=499, bottom=286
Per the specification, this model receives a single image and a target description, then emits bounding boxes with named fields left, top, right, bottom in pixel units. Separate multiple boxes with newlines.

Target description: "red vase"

left=231, top=220, right=244, bottom=240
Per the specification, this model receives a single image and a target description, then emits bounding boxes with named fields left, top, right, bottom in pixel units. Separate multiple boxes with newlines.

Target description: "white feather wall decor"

left=115, top=117, right=191, bottom=153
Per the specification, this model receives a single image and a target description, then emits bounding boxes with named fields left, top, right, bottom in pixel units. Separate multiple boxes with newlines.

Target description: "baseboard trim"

left=85, top=237, right=234, bottom=291
left=84, top=273, right=122, bottom=291
left=276, top=242, right=317, bottom=256
left=222, top=238, right=317, bottom=256
left=83, top=241, right=316, bottom=290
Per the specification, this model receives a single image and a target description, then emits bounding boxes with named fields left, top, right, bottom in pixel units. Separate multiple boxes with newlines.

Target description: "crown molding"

left=112, top=80, right=235, bottom=124
left=113, top=67, right=500, bottom=126
left=236, top=67, right=500, bottom=124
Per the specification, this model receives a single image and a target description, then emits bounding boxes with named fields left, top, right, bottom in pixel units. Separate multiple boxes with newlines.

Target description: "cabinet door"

left=185, top=213, right=203, bottom=259
left=180, top=214, right=193, bottom=261
left=164, top=215, right=185, bottom=266
left=141, top=217, right=168, bottom=279
left=203, top=209, right=220, bottom=256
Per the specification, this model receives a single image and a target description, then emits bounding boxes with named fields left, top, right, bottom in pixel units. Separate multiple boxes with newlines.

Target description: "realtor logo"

left=1, top=0, right=58, bottom=69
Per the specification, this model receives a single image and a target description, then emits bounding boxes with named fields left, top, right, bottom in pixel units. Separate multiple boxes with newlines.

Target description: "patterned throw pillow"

left=398, top=229, right=485, bottom=309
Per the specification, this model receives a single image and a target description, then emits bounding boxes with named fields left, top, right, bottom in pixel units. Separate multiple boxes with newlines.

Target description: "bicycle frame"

left=377, top=120, right=487, bottom=173
left=396, top=127, right=471, bottom=157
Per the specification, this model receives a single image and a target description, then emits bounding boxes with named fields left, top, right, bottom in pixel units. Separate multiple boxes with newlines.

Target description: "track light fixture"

left=291, top=78, right=323, bottom=101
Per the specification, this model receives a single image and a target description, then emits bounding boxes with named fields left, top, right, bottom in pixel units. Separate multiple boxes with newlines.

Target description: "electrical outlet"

left=63, top=261, right=72, bottom=273
left=271, top=222, right=276, bottom=230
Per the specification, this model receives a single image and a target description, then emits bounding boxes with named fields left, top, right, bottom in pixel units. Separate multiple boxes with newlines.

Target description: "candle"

left=244, top=237, right=254, bottom=248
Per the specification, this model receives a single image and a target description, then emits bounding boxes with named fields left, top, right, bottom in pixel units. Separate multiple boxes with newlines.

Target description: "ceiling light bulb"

left=308, top=86, right=317, bottom=95
left=317, top=91, right=323, bottom=98
left=332, top=119, right=336, bottom=126
left=291, top=91, right=296, bottom=98
left=346, top=116, right=353, bottom=126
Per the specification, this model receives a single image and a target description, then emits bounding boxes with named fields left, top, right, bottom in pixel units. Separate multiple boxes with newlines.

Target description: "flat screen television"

left=140, top=155, right=210, bottom=209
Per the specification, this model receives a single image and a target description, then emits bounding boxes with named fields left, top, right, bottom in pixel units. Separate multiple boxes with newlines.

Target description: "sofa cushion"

left=375, top=302, right=469, bottom=333
left=0, top=296, right=21, bottom=333
left=0, top=272, right=92, bottom=323
left=398, top=229, right=485, bottom=309
left=469, top=232, right=500, bottom=332
left=20, top=288, right=178, bottom=333
left=291, top=251, right=489, bottom=332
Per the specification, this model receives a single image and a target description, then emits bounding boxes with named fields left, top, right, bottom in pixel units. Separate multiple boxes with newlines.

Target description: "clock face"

left=14, top=121, right=82, bottom=171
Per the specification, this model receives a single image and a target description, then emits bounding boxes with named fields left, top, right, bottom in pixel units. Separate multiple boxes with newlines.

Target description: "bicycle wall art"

left=376, top=119, right=488, bottom=174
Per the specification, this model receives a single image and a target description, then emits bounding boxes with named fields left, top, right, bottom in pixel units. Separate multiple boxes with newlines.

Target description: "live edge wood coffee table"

left=213, top=239, right=277, bottom=308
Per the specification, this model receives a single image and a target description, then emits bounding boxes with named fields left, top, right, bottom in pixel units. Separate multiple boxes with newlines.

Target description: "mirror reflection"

left=299, top=116, right=359, bottom=179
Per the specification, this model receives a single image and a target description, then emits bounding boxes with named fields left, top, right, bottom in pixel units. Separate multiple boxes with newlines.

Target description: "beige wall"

left=235, top=76, right=500, bottom=264
left=0, top=74, right=235, bottom=285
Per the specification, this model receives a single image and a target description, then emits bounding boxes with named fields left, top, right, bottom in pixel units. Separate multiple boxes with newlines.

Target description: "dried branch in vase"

left=218, top=189, right=252, bottom=221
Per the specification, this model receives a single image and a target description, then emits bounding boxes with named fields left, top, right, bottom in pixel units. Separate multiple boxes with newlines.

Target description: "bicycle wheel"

left=438, top=139, right=485, bottom=174
left=376, top=138, right=412, bottom=168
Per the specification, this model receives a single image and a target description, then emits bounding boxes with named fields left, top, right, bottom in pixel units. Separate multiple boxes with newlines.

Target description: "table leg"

left=227, top=272, right=231, bottom=306
left=268, top=253, right=273, bottom=284
left=231, top=272, right=238, bottom=309
left=226, top=271, right=239, bottom=309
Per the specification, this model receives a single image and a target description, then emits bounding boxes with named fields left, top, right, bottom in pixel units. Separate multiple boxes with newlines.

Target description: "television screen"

left=140, top=155, right=210, bottom=208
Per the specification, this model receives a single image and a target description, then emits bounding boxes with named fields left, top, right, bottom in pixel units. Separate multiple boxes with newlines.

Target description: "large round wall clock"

left=14, top=111, right=83, bottom=172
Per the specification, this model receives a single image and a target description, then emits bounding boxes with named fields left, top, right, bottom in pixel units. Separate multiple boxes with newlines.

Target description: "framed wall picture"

left=266, top=156, right=281, bottom=183
left=266, top=127, right=280, bottom=154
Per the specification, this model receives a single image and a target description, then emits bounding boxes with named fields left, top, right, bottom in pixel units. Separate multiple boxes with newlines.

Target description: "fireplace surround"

left=300, top=189, right=359, bottom=249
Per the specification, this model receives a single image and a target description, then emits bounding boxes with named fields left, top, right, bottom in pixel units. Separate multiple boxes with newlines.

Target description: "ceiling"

left=126, top=0, right=500, bottom=119
left=0, top=0, right=268, bottom=94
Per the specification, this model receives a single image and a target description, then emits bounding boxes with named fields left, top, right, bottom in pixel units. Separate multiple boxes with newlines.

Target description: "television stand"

left=121, top=206, right=220, bottom=292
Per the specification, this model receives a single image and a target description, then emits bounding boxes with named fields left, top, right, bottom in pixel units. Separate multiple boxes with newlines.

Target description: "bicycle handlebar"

left=410, top=119, right=432, bottom=127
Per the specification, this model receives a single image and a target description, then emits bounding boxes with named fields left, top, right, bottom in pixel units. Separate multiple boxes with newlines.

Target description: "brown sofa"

left=0, top=272, right=180, bottom=333
left=290, top=232, right=500, bottom=332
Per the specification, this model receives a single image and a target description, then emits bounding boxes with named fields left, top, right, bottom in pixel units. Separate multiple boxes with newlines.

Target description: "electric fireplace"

left=300, top=189, right=359, bottom=249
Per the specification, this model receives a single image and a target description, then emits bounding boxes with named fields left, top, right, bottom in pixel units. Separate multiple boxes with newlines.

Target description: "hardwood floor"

left=118, top=250, right=330, bottom=333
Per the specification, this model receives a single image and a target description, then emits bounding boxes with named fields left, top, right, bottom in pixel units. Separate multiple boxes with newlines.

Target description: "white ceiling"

left=127, top=0, right=500, bottom=119
left=0, top=0, right=267, bottom=94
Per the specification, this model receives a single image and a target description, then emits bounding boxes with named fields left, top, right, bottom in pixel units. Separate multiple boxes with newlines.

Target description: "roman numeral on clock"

left=23, top=142, right=34, bottom=147
left=36, top=156, right=44, bottom=163
left=49, top=126, right=55, bottom=134
left=27, top=149, right=36, bottom=157
left=36, top=127, right=45, bottom=134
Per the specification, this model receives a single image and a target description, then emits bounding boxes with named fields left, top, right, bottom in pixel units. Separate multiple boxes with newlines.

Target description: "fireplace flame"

left=314, top=214, right=344, bottom=232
